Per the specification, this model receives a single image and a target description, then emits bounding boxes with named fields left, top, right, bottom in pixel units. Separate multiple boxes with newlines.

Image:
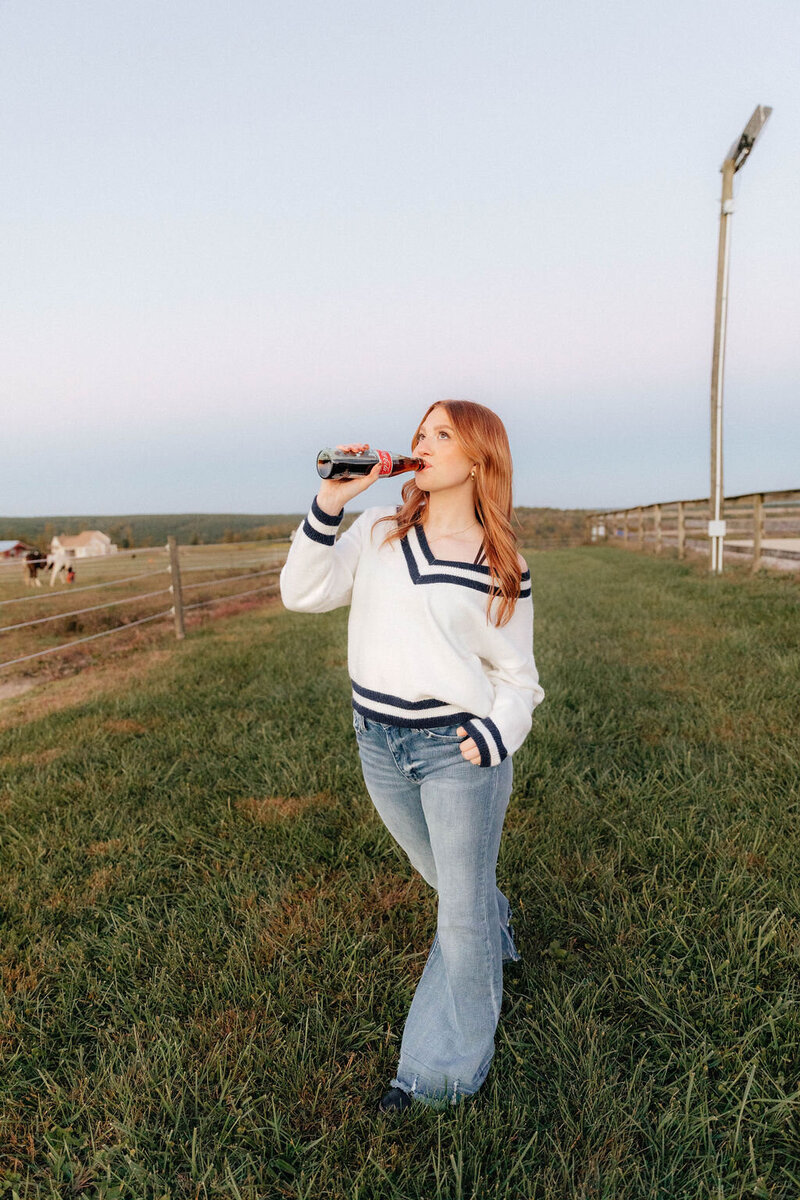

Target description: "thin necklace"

left=425, top=520, right=481, bottom=539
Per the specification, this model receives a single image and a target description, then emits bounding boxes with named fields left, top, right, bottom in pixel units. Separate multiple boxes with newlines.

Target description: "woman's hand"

left=457, top=728, right=481, bottom=766
left=316, top=443, right=383, bottom=516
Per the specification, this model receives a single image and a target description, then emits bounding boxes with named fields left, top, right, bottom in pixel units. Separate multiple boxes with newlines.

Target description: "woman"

left=280, top=399, right=545, bottom=1113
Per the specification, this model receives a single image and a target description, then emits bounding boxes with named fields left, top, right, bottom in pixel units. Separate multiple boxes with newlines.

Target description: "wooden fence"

left=587, top=488, right=800, bottom=572
left=0, top=538, right=288, bottom=680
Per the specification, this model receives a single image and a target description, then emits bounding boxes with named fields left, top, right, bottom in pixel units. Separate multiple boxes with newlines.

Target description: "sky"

left=1, top=0, right=798, bottom=516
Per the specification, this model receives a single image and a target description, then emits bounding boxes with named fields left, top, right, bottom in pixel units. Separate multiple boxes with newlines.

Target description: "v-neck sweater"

left=279, top=499, right=545, bottom=767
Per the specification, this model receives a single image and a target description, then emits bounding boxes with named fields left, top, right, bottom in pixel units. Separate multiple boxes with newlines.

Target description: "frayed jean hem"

left=501, top=904, right=522, bottom=964
left=390, top=1073, right=470, bottom=1109
left=391, top=1051, right=494, bottom=1109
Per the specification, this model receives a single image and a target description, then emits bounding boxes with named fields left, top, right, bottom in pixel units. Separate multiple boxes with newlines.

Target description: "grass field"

left=1, top=547, right=799, bottom=1199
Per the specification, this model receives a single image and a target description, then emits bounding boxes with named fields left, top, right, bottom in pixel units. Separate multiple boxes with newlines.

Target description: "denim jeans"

left=353, top=708, right=520, bottom=1109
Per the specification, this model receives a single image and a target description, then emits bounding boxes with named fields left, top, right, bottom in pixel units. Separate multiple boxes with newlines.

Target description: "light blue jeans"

left=353, top=708, right=520, bottom=1109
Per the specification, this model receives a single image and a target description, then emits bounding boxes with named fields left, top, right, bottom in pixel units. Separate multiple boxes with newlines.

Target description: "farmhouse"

left=50, top=531, right=118, bottom=559
left=0, top=539, right=37, bottom=558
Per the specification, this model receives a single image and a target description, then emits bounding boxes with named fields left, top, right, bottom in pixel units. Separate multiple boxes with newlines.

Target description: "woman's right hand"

left=316, top=444, right=383, bottom=516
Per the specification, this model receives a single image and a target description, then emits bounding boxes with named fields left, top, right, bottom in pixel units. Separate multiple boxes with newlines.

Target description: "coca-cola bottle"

left=316, top=448, right=424, bottom=480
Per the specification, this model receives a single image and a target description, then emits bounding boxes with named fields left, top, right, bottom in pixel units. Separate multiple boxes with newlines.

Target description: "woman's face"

left=413, top=406, right=475, bottom=494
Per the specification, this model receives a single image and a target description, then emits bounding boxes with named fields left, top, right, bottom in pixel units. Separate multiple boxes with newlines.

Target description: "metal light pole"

left=708, top=104, right=772, bottom=574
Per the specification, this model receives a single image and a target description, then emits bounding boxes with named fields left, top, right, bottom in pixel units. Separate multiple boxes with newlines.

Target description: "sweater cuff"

left=462, top=717, right=509, bottom=768
left=302, top=497, right=344, bottom=546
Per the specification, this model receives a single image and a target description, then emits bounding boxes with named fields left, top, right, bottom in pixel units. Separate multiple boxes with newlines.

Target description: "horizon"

left=1, top=498, right=596, bottom=523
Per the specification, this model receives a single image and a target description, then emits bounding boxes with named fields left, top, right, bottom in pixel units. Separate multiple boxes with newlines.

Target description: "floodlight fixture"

left=724, top=104, right=773, bottom=173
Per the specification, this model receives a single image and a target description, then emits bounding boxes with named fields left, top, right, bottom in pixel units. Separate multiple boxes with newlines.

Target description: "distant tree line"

left=0, top=514, right=301, bottom=551
left=0, top=507, right=588, bottom=551
left=513, top=507, right=588, bottom=547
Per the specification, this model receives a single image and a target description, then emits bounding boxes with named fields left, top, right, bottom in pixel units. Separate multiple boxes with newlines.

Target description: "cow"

left=23, top=551, right=47, bottom=588
left=46, top=548, right=73, bottom=587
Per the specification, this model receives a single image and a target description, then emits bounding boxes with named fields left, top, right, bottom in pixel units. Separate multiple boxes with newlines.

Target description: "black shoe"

left=378, top=1086, right=413, bottom=1114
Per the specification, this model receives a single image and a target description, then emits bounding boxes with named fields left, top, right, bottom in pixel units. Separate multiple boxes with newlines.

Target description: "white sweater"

left=280, top=498, right=545, bottom=767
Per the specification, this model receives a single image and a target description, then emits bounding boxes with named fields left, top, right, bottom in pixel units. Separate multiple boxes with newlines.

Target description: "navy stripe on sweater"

left=311, top=497, right=343, bottom=526
left=301, top=497, right=345, bottom=545
left=352, top=680, right=453, bottom=710
left=352, top=699, right=474, bottom=731
left=401, top=530, right=532, bottom=598
left=463, top=720, right=492, bottom=767
left=351, top=679, right=473, bottom=730
left=302, top=519, right=336, bottom=546
left=481, top=715, right=509, bottom=761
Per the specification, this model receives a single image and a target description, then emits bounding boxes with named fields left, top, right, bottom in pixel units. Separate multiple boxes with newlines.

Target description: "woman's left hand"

left=457, top=728, right=481, bottom=766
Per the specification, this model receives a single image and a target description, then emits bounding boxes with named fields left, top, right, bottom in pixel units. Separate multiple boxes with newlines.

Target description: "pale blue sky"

left=2, top=0, right=798, bottom=515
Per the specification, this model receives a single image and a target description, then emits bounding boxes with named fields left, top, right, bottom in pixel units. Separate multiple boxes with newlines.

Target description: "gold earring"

left=471, top=469, right=476, bottom=479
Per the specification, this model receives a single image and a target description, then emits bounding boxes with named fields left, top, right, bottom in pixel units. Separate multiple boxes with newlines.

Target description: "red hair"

left=373, top=400, right=522, bottom=626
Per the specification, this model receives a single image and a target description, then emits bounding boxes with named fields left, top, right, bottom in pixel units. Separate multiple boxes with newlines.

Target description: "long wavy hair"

left=372, top=400, right=522, bottom=626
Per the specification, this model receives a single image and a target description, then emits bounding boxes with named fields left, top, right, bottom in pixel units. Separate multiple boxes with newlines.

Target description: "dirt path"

left=0, top=677, right=39, bottom=702
left=0, top=593, right=284, bottom=730
left=0, top=646, right=176, bottom=730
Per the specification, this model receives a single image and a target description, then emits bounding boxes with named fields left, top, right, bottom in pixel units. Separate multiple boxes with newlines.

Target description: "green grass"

left=1, top=547, right=799, bottom=1199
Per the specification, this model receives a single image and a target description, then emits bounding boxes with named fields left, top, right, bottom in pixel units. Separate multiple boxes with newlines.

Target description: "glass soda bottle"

left=316, top=448, right=424, bottom=480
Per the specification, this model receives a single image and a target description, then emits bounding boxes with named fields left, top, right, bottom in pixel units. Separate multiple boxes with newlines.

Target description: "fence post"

left=623, top=509, right=629, bottom=545
left=752, top=493, right=763, bottom=572
left=167, top=536, right=185, bottom=640
left=654, top=504, right=662, bottom=554
left=638, top=507, right=644, bottom=551
left=677, top=501, right=685, bottom=560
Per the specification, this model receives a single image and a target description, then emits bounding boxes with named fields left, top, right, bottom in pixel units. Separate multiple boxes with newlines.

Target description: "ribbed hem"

left=351, top=679, right=472, bottom=730
left=461, top=717, right=508, bottom=767
left=350, top=680, right=510, bottom=765
left=302, top=497, right=343, bottom=546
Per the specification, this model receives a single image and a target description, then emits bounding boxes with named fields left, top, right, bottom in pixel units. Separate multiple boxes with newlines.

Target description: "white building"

left=50, top=531, right=118, bottom=559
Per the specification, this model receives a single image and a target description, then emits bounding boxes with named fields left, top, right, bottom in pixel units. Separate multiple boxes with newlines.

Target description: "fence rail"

left=0, top=566, right=169, bottom=607
left=587, top=488, right=800, bottom=572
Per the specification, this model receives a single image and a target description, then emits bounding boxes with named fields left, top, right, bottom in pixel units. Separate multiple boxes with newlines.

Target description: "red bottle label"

left=376, top=449, right=393, bottom=475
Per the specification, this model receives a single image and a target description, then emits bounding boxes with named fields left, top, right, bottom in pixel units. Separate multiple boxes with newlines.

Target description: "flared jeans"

left=353, top=709, right=520, bottom=1108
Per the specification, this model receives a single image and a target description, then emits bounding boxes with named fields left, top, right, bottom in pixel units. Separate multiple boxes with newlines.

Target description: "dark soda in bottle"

left=316, top=448, right=424, bottom=480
